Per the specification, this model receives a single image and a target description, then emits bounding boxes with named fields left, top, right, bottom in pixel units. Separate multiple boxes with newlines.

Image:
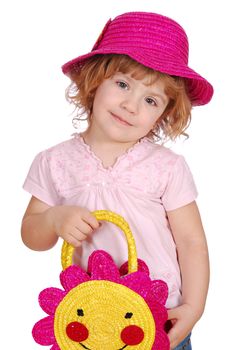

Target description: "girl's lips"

left=111, top=113, right=133, bottom=126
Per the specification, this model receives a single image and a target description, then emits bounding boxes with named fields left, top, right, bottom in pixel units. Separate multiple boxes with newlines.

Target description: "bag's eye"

left=125, top=312, right=133, bottom=319
left=77, top=309, right=84, bottom=316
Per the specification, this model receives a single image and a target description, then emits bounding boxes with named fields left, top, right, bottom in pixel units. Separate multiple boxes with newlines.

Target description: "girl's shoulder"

left=41, top=133, right=84, bottom=158
left=143, top=138, right=182, bottom=163
left=141, top=139, right=192, bottom=180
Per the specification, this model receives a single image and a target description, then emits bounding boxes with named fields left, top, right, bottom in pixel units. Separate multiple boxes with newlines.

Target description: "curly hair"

left=65, top=54, right=192, bottom=141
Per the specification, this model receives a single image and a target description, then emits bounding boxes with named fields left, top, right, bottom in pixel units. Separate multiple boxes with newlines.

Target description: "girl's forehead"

left=121, top=69, right=163, bottom=85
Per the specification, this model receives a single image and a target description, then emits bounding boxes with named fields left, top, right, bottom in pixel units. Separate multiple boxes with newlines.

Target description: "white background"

left=0, top=0, right=233, bottom=348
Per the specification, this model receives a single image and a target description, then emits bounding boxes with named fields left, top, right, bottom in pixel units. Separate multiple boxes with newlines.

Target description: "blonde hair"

left=66, top=54, right=192, bottom=141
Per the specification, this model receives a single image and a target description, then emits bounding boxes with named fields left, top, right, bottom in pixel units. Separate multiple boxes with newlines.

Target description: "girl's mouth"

left=111, top=113, right=133, bottom=126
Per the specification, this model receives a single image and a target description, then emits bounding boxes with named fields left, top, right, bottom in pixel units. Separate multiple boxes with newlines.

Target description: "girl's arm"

left=166, top=201, right=210, bottom=349
left=21, top=196, right=99, bottom=251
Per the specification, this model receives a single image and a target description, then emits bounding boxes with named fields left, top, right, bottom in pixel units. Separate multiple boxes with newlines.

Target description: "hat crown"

left=62, top=11, right=213, bottom=106
left=93, top=12, right=189, bottom=66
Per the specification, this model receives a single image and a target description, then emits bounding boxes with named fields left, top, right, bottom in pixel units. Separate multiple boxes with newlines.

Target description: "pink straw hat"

left=62, top=12, right=213, bottom=106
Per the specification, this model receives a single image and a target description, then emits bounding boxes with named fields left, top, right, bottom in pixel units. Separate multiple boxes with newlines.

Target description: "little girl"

left=21, top=12, right=213, bottom=350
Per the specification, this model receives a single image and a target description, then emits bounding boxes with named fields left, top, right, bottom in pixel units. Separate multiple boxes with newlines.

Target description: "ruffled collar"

left=72, top=133, right=150, bottom=171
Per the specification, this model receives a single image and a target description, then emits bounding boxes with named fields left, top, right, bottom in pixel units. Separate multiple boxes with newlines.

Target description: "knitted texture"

left=62, top=11, right=213, bottom=106
left=32, top=211, right=170, bottom=350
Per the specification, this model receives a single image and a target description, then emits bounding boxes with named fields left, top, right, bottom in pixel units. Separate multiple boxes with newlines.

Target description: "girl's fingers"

left=65, top=233, right=83, bottom=248
left=75, top=220, right=94, bottom=235
left=59, top=210, right=100, bottom=246
left=67, top=229, right=89, bottom=247
left=167, top=307, right=181, bottom=320
left=167, top=320, right=187, bottom=349
left=82, top=212, right=100, bottom=229
left=60, top=226, right=88, bottom=245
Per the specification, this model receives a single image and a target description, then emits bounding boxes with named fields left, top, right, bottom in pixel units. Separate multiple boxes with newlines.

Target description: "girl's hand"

left=46, top=206, right=100, bottom=247
left=167, top=303, right=198, bottom=349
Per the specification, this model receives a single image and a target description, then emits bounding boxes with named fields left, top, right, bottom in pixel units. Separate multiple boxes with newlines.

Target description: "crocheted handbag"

left=32, top=210, right=170, bottom=350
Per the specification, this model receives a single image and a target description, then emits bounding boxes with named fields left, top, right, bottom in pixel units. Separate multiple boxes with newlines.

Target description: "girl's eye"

left=116, top=81, right=128, bottom=90
left=145, top=97, right=157, bottom=106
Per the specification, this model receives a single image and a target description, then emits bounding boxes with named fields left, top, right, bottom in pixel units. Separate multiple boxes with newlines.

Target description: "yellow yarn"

left=57, top=210, right=155, bottom=349
left=54, top=280, right=156, bottom=349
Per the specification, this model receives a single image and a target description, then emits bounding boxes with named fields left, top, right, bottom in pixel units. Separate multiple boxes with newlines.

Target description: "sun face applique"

left=32, top=211, right=170, bottom=350
left=32, top=250, right=169, bottom=350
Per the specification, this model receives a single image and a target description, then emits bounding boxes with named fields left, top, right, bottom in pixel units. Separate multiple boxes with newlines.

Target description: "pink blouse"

left=23, top=133, right=198, bottom=308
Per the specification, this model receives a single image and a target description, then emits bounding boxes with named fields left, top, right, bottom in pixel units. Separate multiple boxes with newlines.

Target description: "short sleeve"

left=23, top=151, right=60, bottom=206
left=161, top=156, right=198, bottom=211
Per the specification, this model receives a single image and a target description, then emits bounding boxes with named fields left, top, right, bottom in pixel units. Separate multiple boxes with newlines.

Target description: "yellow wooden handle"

left=61, top=210, right=138, bottom=273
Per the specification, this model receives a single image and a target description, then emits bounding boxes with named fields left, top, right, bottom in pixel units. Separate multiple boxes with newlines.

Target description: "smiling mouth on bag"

left=80, top=342, right=128, bottom=349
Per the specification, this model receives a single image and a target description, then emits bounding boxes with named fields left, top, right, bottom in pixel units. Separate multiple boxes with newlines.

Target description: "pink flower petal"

left=147, top=301, right=168, bottom=326
left=32, top=316, right=55, bottom=345
left=51, top=342, right=61, bottom=350
left=121, top=272, right=151, bottom=297
left=150, top=279, right=168, bottom=305
left=39, top=288, right=66, bottom=315
left=60, top=265, right=90, bottom=291
left=88, top=250, right=120, bottom=281
left=153, top=330, right=170, bottom=350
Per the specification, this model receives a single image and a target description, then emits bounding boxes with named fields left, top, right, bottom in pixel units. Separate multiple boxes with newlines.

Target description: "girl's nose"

left=120, top=93, right=139, bottom=114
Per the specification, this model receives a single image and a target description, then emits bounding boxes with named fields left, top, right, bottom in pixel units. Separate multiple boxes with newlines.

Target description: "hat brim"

left=62, top=49, right=213, bottom=106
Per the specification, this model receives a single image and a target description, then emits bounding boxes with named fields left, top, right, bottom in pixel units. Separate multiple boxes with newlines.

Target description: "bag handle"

left=61, top=210, right=138, bottom=273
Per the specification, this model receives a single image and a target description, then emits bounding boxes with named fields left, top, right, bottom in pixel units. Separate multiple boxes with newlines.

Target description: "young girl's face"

left=89, top=72, right=169, bottom=144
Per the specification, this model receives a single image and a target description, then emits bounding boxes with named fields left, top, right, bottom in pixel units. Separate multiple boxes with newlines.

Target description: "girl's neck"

left=81, top=128, right=138, bottom=168
left=82, top=126, right=137, bottom=151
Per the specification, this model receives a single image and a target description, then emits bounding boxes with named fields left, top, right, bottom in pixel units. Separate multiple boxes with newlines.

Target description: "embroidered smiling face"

left=54, top=280, right=155, bottom=349
left=32, top=251, right=169, bottom=350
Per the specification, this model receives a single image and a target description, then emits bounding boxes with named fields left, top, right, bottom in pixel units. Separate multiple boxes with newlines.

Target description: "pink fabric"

left=23, top=134, right=198, bottom=308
